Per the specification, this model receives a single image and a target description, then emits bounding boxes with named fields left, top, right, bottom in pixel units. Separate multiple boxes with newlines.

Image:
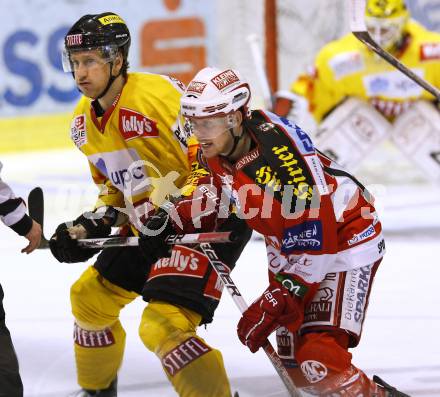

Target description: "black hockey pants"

left=0, top=284, right=23, bottom=397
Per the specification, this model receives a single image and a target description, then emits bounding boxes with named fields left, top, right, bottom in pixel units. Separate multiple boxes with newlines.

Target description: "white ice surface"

left=0, top=149, right=439, bottom=397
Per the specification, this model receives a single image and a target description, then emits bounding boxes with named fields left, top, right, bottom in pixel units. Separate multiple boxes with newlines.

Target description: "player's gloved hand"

left=49, top=212, right=111, bottom=263
left=139, top=209, right=175, bottom=264
left=237, top=280, right=303, bottom=353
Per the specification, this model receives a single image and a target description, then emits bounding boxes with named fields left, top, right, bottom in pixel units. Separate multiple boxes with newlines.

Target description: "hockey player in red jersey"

left=151, top=66, right=410, bottom=396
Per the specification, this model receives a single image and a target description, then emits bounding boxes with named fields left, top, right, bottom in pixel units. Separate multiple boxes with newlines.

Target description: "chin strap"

left=96, top=62, right=119, bottom=100
left=74, top=61, right=123, bottom=100
left=222, top=128, right=241, bottom=157
left=223, top=125, right=248, bottom=158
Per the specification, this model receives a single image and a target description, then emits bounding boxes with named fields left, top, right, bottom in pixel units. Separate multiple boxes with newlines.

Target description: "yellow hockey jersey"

left=70, top=72, right=196, bottom=230
left=292, top=20, right=440, bottom=121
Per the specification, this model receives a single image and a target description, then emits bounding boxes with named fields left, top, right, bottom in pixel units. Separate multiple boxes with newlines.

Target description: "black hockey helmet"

left=62, top=12, right=131, bottom=73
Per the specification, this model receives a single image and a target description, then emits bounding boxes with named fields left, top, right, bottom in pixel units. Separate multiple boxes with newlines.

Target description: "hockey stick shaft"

left=77, top=231, right=236, bottom=249
left=199, top=242, right=301, bottom=397
left=247, top=34, right=274, bottom=109
left=349, top=0, right=440, bottom=100
left=27, top=187, right=236, bottom=249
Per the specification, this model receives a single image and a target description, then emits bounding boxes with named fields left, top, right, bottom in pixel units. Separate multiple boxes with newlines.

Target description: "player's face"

left=366, top=16, right=407, bottom=50
left=187, top=115, right=237, bottom=158
left=70, top=50, right=111, bottom=98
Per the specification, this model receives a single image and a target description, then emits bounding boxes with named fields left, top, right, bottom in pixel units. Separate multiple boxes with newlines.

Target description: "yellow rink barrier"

left=0, top=112, right=73, bottom=153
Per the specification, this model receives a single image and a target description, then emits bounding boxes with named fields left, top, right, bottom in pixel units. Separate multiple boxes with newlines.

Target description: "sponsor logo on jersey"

left=329, top=51, right=364, bottom=80
left=110, top=166, right=145, bottom=188
left=363, top=70, right=424, bottom=98
left=162, top=337, right=211, bottom=376
left=255, top=165, right=282, bottom=192
left=342, top=265, right=372, bottom=324
left=282, top=221, right=323, bottom=253
left=66, top=34, right=83, bottom=47
left=304, top=284, right=335, bottom=323
left=235, top=147, right=260, bottom=170
left=303, top=272, right=338, bottom=325
left=88, top=149, right=150, bottom=195
left=211, top=69, right=239, bottom=91
left=266, top=236, right=282, bottom=272
left=348, top=224, right=376, bottom=246
left=271, top=145, right=314, bottom=201
left=148, top=245, right=208, bottom=280
left=95, top=158, right=108, bottom=177
left=258, top=122, right=275, bottom=132
left=187, top=80, right=207, bottom=94
left=420, top=43, right=440, bottom=61
left=71, top=114, right=87, bottom=148
left=304, top=155, right=329, bottom=195
left=284, top=254, right=314, bottom=279
left=300, top=360, right=328, bottom=383
left=73, top=323, right=115, bottom=348
left=292, top=125, right=314, bottom=154
left=271, top=114, right=315, bottom=155
left=119, top=108, right=158, bottom=140
left=276, top=327, right=294, bottom=359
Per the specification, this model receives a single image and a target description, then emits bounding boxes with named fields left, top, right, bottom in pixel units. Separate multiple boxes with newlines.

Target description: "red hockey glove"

left=237, top=280, right=303, bottom=353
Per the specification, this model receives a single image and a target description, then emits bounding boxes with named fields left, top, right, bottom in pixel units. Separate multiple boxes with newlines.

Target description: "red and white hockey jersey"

left=174, top=110, right=385, bottom=296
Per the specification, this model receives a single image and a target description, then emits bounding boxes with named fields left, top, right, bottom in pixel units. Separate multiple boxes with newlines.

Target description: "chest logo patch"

left=119, top=108, right=159, bottom=140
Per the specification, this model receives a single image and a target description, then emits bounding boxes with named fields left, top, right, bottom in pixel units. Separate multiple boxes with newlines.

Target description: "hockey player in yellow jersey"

left=48, top=12, right=251, bottom=397
left=274, top=0, right=440, bottom=181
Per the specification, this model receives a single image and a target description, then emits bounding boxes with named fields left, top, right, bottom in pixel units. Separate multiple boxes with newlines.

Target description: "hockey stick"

left=27, top=187, right=50, bottom=248
left=199, top=242, right=301, bottom=397
left=76, top=232, right=236, bottom=249
left=247, top=34, right=274, bottom=109
left=349, top=0, right=440, bottom=100
left=27, top=187, right=237, bottom=249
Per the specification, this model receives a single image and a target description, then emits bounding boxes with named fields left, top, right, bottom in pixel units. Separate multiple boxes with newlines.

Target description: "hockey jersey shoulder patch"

left=119, top=107, right=159, bottom=141
left=71, top=114, right=87, bottom=148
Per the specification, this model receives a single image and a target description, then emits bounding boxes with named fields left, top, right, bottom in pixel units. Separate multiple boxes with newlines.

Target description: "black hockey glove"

left=139, top=210, right=175, bottom=264
left=49, top=212, right=112, bottom=263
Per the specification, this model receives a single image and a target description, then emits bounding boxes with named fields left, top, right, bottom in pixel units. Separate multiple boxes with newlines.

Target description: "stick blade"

left=27, top=187, right=50, bottom=248
left=28, top=187, right=44, bottom=225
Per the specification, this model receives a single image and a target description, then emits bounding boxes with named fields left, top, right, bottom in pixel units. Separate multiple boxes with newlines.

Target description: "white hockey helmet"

left=180, top=67, right=251, bottom=118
